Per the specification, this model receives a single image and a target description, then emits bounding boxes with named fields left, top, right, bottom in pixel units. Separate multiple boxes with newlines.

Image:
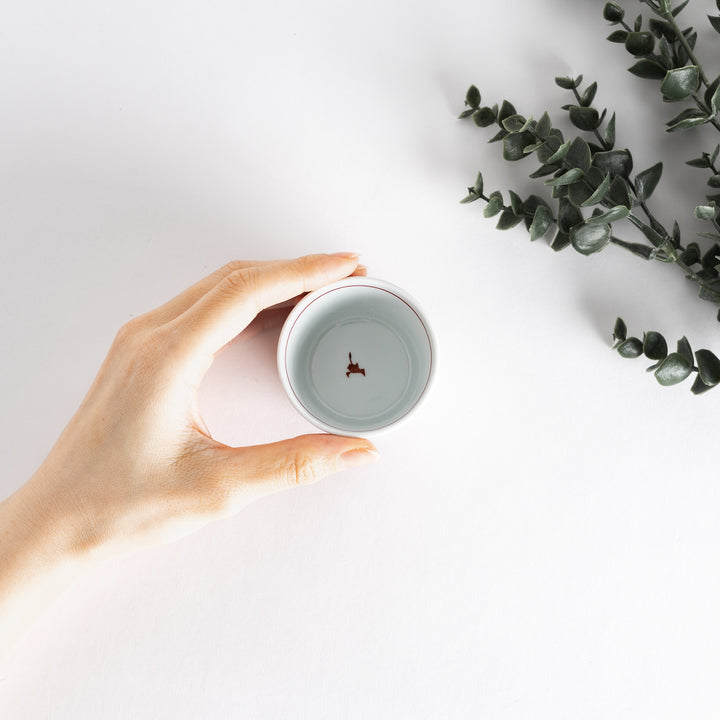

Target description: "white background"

left=2, top=0, right=720, bottom=717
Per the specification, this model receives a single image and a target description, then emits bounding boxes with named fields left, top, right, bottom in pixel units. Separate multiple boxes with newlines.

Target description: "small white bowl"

left=277, top=277, right=436, bottom=437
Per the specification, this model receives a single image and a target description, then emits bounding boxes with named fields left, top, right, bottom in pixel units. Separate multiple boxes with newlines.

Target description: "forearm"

left=0, top=474, right=89, bottom=660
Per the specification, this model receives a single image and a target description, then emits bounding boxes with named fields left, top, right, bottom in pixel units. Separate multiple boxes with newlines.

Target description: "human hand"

left=4, top=253, right=379, bottom=569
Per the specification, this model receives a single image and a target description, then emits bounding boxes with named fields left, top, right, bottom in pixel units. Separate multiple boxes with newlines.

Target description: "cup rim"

left=277, top=276, right=436, bottom=437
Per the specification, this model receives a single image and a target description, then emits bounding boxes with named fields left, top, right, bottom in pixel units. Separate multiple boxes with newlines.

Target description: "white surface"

left=2, top=0, right=720, bottom=717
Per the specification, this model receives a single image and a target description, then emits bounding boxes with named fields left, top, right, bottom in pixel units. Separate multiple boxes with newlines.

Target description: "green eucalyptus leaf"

left=708, top=175, right=720, bottom=188
left=654, top=353, right=693, bottom=386
left=570, top=222, right=611, bottom=255
left=607, top=30, right=629, bottom=43
left=460, top=191, right=480, bottom=204
left=568, top=167, right=605, bottom=207
left=643, top=331, right=668, bottom=360
left=473, top=108, right=496, bottom=127
left=677, top=336, right=693, bottom=364
left=498, top=100, right=517, bottom=123
left=649, top=18, right=673, bottom=39
left=705, top=75, right=720, bottom=115
left=522, top=142, right=545, bottom=155
left=701, top=243, right=720, bottom=271
left=695, top=204, right=716, bottom=220
left=613, top=317, right=627, bottom=342
left=634, top=162, right=663, bottom=203
left=529, top=205, right=554, bottom=241
left=667, top=109, right=709, bottom=132
left=536, top=112, right=552, bottom=139
left=603, top=2, right=624, bottom=23
left=529, top=163, right=562, bottom=179
left=473, top=171, right=484, bottom=195
left=604, top=112, right=616, bottom=149
left=625, top=31, right=655, bottom=55
left=502, top=132, right=535, bottom=161
left=593, top=149, right=633, bottom=178
left=551, top=229, right=572, bottom=251
left=687, top=156, right=711, bottom=168
left=502, top=114, right=532, bottom=133
left=658, top=36, right=673, bottom=69
left=557, top=197, right=584, bottom=234
left=545, top=167, right=585, bottom=187
left=679, top=242, right=701, bottom=265
left=672, top=220, right=681, bottom=249
left=546, top=140, right=571, bottom=164
left=672, top=0, right=689, bottom=15
left=566, top=137, right=592, bottom=173
left=522, top=195, right=552, bottom=231
left=569, top=106, right=601, bottom=131
left=661, top=65, right=700, bottom=101
left=709, top=15, right=720, bottom=33
left=607, top=175, right=632, bottom=207
left=580, top=173, right=612, bottom=207
left=483, top=192, right=504, bottom=218
left=552, top=184, right=569, bottom=199
left=496, top=210, right=524, bottom=230
left=458, top=109, right=474, bottom=120
left=585, top=205, right=630, bottom=225
left=508, top=190, right=524, bottom=216
left=628, top=58, right=667, bottom=79
left=691, top=375, right=714, bottom=395
left=556, top=76, right=582, bottom=90
left=581, top=82, right=598, bottom=107
left=696, top=349, right=720, bottom=386
left=617, top=337, right=643, bottom=357
left=465, top=85, right=481, bottom=109
left=535, top=133, right=563, bottom=164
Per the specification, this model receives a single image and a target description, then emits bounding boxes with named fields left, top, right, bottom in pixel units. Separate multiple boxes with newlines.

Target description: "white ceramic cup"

left=277, top=277, right=436, bottom=437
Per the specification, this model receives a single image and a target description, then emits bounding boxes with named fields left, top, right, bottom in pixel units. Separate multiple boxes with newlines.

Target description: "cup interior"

left=279, top=280, right=434, bottom=435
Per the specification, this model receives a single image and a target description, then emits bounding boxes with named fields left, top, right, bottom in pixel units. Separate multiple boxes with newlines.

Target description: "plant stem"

left=655, top=3, right=710, bottom=86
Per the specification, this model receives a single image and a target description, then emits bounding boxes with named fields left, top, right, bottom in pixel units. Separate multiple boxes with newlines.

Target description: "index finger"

left=171, top=252, right=360, bottom=359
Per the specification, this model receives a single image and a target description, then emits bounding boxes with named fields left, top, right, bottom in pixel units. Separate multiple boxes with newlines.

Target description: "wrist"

left=0, top=475, right=94, bottom=655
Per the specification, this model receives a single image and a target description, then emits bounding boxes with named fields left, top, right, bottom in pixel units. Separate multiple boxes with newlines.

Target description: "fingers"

left=206, top=434, right=379, bottom=511
left=148, top=260, right=277, bottom=326
left=172, top=253, right=360, bottom=359
left=220, top=264, right=368, bottom=349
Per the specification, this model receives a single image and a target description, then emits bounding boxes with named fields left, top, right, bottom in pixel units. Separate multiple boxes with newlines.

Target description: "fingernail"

left=331, top=252, right=360, bottom=260
left=338, top=447, right=380, bottom=470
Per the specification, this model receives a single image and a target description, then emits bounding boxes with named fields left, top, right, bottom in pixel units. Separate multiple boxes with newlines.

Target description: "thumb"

left=214, top=433, right=379, bottom=502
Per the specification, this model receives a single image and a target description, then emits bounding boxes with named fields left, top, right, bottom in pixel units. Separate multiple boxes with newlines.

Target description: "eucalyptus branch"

left=456, top=1, right=720, bottom=394
left=612, top=318, right=720, bottom=393
left=604, top=1, right=720, bottom=134
left=649, top=0, right=709, bottom=85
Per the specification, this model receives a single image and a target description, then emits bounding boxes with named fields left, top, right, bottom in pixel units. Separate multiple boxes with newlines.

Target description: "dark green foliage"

left=603, top=2, right=624, bottom=23
left=635, top=162, right=663, bottom=203
left=625, top=31, right=655, bottom=56
left=571, top=223, right=611, bottom=255
left=661, top=65, right=700, bottom=101
left=613, top=323, right=720, bottom=393
left=456, top=0, right=720, bottom=397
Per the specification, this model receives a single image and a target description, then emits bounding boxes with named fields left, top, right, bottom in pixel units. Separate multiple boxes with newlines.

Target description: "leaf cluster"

left=459, top=81, right=670, bottom=259
left=604, top=0, right=720, bottom=131
left=612, top=318, right=720, bottom=393
left=458, top=0, right=720, bottom=397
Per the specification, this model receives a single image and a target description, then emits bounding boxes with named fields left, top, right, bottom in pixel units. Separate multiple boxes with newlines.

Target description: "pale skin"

left=0, top=253, right=378, bottom=658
